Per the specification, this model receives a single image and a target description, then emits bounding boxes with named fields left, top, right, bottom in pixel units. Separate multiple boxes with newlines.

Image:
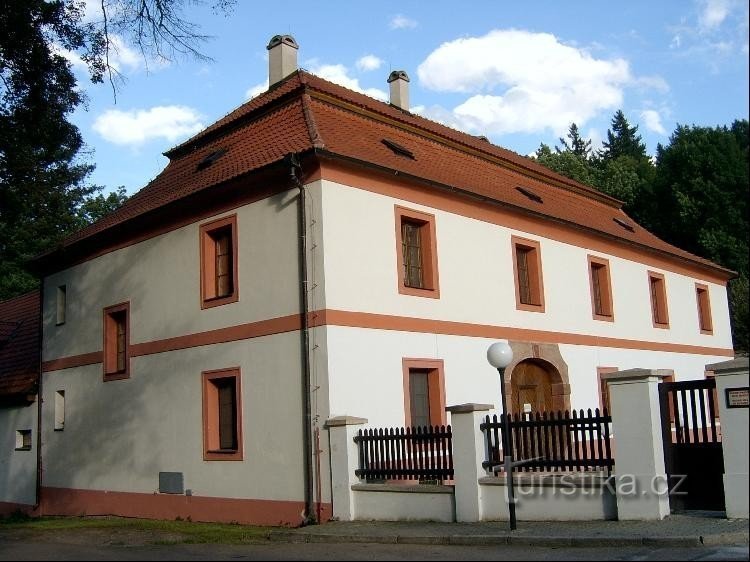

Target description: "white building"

left=1, top=35, right=734, bottom=525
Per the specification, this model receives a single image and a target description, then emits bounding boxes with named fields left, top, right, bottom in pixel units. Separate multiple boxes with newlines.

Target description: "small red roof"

left=35, top=71, right=731, bottom=279
left=0, top=291, right=40, bottom=400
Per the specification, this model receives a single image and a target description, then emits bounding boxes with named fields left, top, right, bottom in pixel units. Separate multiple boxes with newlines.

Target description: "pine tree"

left=556, top=123, right=592, bottom=159
left=599, top=110, right=648, bottom=161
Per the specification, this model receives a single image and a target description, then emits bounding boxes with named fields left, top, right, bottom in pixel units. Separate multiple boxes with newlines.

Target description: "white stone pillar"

left=603, top=369, right=671, bottom=520
left=707, top=357, right=749, bottom=519
left=446, top=403, right=494, bottom=523
left=325, top=416, right=367, bottom=521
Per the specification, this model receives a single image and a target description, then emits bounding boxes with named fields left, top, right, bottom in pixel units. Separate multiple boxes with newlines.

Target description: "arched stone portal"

left=501, top=342, right=571, bottom=414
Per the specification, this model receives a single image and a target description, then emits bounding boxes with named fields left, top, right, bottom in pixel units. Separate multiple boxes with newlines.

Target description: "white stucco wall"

left=317, top=179, right=732, bottom=351
left=324, top=326, right=731, bottom=427
left=42, top=187, right=302, bottom=362
left=41, top=332, right=306, bottom=501
left=0, top=403, right=37, bottom=506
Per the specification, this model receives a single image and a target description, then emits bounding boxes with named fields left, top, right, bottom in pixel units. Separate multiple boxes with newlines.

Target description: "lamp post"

left=486, top=340, right=517, bottom=531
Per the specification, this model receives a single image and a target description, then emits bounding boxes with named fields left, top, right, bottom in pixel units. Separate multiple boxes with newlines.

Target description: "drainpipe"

left=34, top=279, right=45, bottom=513
left=288, top=153, right=316, bottom=525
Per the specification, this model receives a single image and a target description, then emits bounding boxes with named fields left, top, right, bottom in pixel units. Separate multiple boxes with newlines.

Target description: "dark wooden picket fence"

left=354, top=425, right=453, bottom=481
left=480, top=409, right=614, bottom=475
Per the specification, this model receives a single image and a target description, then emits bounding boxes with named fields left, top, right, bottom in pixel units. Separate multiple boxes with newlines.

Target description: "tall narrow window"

left=200, top=215, right=238, bottom=309
left=648, top=271, right=670, bottom=328
left=202, top=368, right=243, bottom=461
left=408, top=370, right=431, bottom=428
left=56, top=285, right=66, bottom=325
left=588, top=256, right=614, bottom=321
left=395, top=206, right=439, bottom=299
left=54, top=390, right=65, bottom=431
left=402, top=359, right=446, bottom=428
left=15, top=430, right=32, bottom=451
left=512, top=236, right=545, bottom=312
left=695, top=283, right=713, bottom=334
left=103, top=302, right=129, bottom=380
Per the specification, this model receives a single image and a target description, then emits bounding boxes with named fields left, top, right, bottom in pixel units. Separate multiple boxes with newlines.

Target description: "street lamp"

left=486, top=340, right=517, bottom=531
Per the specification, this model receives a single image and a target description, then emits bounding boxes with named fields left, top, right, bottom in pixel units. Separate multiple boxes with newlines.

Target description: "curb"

left=268, top=530, right=749, bottom=548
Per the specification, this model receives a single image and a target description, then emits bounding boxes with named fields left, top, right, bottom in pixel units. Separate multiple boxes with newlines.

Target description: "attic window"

left=382, top=139, right=415, bottom=160
left=516, top=186, right=543, bottom=204
left=197, top=148, right=227, bottom=171
left=613, top=217, right=635, bottom=232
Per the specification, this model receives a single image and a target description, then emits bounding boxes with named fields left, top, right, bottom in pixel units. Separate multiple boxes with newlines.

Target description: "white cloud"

left=93, top=106, right=205, bottom=146
left=640, top=109, right=667, bottom=135
left=634, top=75, right=670, bottom=93
left=699, top=0, right=731, bottom=31
left=356, top=55, right=384, bottom=72
left=309, top=63, right=388, bottom=101
left=245, top=80, right=269, bottom=99
left=51, top=43, right=89, bottom=72
left=389, top=14, right=418, bottom=30
left=417, top=29, right=632, bottom=136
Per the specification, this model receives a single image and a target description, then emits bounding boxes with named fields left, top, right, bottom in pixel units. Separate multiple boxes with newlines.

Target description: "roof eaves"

left=303, top=84, right=621, bottom=208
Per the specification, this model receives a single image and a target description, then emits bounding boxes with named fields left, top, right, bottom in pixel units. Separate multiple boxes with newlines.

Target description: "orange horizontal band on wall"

left=42, top=308, right=734, bottom=374
left=39, top=486, right=331, bottom=526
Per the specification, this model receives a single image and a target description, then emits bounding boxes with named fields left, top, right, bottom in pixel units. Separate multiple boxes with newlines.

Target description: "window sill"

left=204, top=449, right=243, bottom=461
left=201, top=293, right=239, bottom=309
left=399, top=284, right=440, bottom=299
left=593, top=313, right=614, bottom=322
left=103, top=369, right=130, bottom=381
left=516, top=302, right=545, bottom=313
left=15, top=447, right=32, bottom=452
left=653, top=322, right=670, bottom=330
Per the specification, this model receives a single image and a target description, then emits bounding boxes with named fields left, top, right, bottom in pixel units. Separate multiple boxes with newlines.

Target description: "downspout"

left=289, top=153, right=316, bottom=525
left=34, top=279, right=44, bottom=513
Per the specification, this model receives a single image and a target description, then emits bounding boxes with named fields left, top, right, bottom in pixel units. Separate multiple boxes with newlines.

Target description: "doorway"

left=510, top=359, right=560, bottom=414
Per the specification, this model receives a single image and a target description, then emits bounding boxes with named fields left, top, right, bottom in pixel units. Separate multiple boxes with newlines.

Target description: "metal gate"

left=658, top=378, right=724, bottom=512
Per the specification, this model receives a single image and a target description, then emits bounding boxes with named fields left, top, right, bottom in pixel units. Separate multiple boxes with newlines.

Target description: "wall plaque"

left=725, top=387, right=749, bottom=409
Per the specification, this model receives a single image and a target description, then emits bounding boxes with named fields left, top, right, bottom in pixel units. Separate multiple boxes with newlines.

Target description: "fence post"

left=707, top=357, right=749, bottom=519
left=446, top=403, right=494, bottom=523
left=602, top=369, right=671, bottom=520
left=325, top=416, right=368, bottom=521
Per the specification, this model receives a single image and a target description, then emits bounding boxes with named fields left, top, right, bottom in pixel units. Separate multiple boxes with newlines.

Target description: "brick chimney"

left=387, top=70, right=410, bottom=111
left=267, top=35, right=299, bottom=87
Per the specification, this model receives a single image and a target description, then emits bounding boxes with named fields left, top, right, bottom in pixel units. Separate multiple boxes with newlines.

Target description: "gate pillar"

left=707, top=357, right=749, bottom=519
left=603, top=369, right=671, bottom=520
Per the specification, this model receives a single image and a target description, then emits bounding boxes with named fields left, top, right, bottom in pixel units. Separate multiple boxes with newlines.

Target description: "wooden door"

left=511, top=361, right=554, bottom=414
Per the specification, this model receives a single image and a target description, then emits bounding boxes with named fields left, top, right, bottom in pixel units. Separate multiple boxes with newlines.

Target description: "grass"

left=0, top=513, right=274, bottom=545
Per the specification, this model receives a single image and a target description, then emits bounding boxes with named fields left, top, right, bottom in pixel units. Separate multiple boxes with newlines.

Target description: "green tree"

left=1, top=1, right=230, bottom=300
left=534, top=143, right=597, bottom=186
left=0, top=1, right=102, bottom=299
left=599, top=109, right=648, bottom=161
left=557, top=123, right=592, bottom=159
left=650, top=121, right=749, bottom=351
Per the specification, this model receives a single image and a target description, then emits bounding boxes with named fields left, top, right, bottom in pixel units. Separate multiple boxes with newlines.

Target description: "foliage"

left=532, top=112, right=749, bottom=352
left=1, top=1, right=232, bottom=301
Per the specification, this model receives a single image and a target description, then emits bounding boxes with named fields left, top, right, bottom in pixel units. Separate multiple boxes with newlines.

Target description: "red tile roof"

left=38, top=70, right=731, bottom=278
left=0, top=291, right=40, bottom=399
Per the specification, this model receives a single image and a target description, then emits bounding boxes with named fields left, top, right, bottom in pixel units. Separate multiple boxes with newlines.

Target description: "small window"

left=588, top=256, right=614, bottom=321
left=613, top=217, right=635, bottom=232
left=402, top=359, right=446, bottom=428
left=516, top=186, right=543, bottom=204
left=56, top=285, right=66, bottom=325
left=103, top=302, right=129, bottom=380
left=695, top=283, right=713, bottom=334
left=382, top=139, right=415, bottom=159
left=54, top=390, right=65, bottom=431
left=648, top=271, right=670, bottom=328
left=395, top=206, right=440, bottom=299
left=200, top=215, right=239, bottom=308
left=202, top=368, right=243, bottom=461
left=512, top=236, right=545, bottom=312
left=15, top=430, right=32, bottom=451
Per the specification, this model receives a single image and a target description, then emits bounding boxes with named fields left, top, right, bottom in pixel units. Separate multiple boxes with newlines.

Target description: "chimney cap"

left=387, top=70, right=410, bottom=83
left=267, top=35, right=299, bottom=50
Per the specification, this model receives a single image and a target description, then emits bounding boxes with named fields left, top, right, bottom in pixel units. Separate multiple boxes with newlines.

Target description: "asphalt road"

left=0, top=541, right=747, bottom=561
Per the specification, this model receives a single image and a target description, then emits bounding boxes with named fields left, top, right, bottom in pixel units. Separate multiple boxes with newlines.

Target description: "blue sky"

left=66, top=0, right=749, bottom=195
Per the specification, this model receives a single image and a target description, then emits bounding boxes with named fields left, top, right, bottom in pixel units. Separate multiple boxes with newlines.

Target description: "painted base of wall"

left=0, top=501, right=36, bottom=518
left=38, top=487, right=331, bottom=527
left=350, top=484, right=455, bottom=522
